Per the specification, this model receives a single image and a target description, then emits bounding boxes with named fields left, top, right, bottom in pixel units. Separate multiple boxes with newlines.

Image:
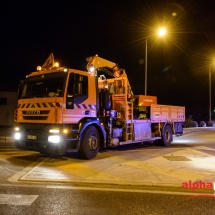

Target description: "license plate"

left=27, top=135, right=37, bottom=140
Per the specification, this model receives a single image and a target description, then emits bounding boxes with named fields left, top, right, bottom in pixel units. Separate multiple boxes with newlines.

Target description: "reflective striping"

left=178, top=115, right=185, bottom=119
left=18, top=103, right=96, bottom=109
left=26, top=103, right=31, bottom=108
left=0, top=194, right=38, bottom=205
left=89, top=104, right=96, bottom=109
left=74, top=104, right=96, bottom=109
left=18, top=102, right=62, bottom=108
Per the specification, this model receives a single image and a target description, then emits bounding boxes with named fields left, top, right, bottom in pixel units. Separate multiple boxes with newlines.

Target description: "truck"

left=14, top=53, right=185, bottom=159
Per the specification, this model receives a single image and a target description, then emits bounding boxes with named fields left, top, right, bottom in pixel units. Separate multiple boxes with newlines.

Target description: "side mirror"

left=66, top=95, right=74, bottom=109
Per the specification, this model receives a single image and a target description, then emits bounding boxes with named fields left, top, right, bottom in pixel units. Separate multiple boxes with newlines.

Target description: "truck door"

left=63, top=73, right=90, bottom=123
left=66, top=73, right=88, bottom=108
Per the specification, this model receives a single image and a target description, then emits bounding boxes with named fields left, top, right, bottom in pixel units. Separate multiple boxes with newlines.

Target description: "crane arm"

left=86, top=55, right=124, bottom=78
left=86, top=55, right=134, bottom=99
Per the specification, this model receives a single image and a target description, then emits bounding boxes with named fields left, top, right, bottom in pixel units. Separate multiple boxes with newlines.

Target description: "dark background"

left=1, top=0, right=215, bottom=122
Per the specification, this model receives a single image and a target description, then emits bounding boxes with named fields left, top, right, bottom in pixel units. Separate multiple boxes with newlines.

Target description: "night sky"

left=1, top=0, right=215, bottom=122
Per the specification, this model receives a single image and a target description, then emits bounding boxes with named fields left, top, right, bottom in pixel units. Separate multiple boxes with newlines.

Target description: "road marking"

left=0, top=194, right=38, bottom=205
left=0, top=183, right=213, bottom=196
left=44, top=185, right=213, bottom=196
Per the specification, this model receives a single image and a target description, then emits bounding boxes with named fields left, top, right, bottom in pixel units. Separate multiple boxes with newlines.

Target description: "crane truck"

left=14, top=54, right=185, bottom=159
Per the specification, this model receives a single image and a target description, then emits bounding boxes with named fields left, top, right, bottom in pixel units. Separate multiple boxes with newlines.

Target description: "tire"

left=160, top=125, right=173, bottom=146
left=79, top=126, right=100, bottom=159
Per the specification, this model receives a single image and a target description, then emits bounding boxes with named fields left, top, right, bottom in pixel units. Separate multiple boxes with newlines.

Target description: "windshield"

left=19, top=72, right=67, bottom=99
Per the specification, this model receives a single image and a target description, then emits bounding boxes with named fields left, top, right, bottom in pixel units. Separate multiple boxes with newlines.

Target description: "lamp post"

left=144, top=38, right=147, bottom=95
left=209, top=66, right=211, bottom=122
left=144, top=27, right=167, bottom=95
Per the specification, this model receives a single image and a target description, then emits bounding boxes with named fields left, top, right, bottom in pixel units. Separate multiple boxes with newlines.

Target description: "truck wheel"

left=160, top=125, right=173, bottom=146
left=79, top=126, right=100, bottom=159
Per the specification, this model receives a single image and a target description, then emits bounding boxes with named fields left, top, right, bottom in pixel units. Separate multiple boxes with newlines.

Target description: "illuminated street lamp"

left=157, top=28, right=167, bottom=37
left=144, top=27, right=167, bottom=95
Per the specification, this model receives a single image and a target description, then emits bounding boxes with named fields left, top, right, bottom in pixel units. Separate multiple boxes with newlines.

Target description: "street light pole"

left=144, top=38, right=147, bottom=95
left=144, top=27, right=166, bottom=96
left=209, top=66, right=211, bottom=122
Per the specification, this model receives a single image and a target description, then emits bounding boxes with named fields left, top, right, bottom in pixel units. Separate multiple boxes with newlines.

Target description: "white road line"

left=0, top=194, right=38, bottom=205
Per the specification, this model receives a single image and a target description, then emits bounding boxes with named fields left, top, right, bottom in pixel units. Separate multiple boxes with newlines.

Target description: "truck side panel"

left=133, top=122, right=151, bottom=140
left=150, top=104, right=185, bottom=122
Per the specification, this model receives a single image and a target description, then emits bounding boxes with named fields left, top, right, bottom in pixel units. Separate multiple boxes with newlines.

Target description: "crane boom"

left=86, top=55, right=124, bottom=78
left=86, top=54, right=134, bottom=97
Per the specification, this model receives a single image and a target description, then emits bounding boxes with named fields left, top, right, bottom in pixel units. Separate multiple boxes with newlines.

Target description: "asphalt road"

left=0, top=128, right=215, bottom=214
left=0, top=183, right=215, bottom=215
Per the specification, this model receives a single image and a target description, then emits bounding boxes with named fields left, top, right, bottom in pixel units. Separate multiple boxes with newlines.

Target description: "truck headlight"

left=14, top=132, right=21, bottom=140
left=88, top=65, right=95, bottom=73
left=15, top=127, right=20, bottom=131
left=48, top=135, right=61, bottom=143
left=49, top=129, right=60, bottom=134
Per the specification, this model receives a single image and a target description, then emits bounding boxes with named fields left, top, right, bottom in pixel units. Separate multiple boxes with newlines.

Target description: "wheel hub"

left=88, top=135, right=98, bottom=151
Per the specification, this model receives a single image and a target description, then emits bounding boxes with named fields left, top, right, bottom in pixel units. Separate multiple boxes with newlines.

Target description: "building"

left=0, top=91, right=18, bottom=126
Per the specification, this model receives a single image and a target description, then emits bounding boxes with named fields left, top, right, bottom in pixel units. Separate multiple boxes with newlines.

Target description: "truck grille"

left=23, top=116, right=48, bottom=120
left=22, top=110, right=50, bottom=120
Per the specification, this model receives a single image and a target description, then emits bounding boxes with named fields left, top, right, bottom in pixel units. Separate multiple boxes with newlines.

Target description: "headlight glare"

left=15, top=127, right=20, bottom=131
left=48, top=135, right=61, bottom=143
left=14, top=132, right=21, bottom=140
